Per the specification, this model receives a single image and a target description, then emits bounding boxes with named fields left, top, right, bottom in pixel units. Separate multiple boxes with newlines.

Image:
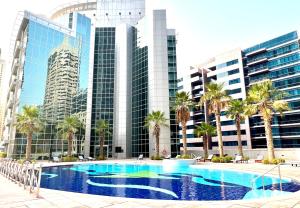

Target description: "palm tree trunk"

left=207, top=135, right=212, bottom=150
left=26, top=133, right=32, bottom=161
left=263, top=115, right=275, bottom=161
left=155, top=133, right=159, bottom=158
left=203, top=134, right=208, bottom=158
left=100, top=134, right=104, bottom=158
left=68, top=133, right=72, bottom=157
left=215, top=113, right=224, bottom=157
left=236, top=119, right=243, bottom=157
left=182, top=121, right=187, bottom=155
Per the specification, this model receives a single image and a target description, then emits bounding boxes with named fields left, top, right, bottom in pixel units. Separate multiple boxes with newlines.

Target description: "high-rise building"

left=179, top=31, right=300, bottom=152
left=43, top=38, right=80, bottom=122
left=0, top=49, right=5, bottom=144
left=4, top=0, right=179, bottom=159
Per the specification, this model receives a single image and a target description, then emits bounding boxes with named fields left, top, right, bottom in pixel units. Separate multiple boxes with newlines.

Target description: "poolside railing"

left=251, top=163, right=282, bottom=191
left=0, top=158, right=42, bottom=197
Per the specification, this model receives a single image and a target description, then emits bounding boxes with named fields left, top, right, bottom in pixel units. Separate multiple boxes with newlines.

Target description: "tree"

left=246, top=80, right=289, bottom=161
left=145, top=111, right=168, bottom=158
left=173, top=91, right=194, bottom=156
left=194, top=122, right=216, bottom=158
left=200, top=82, right=231, bottom=157
left=95, top=120, right=111, bottom=159
left=227, top=99, right=247, bottom=157
left=16, top=105, right=43, bottom=160
left=58, top=116, right=82, bottom=157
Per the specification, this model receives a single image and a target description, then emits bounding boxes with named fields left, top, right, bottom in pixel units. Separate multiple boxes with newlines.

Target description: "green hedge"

left=0, top=152, right=7, bottom=158
left=262, top=158, right=285, bottom=165
left=175, top=155, right=192, bottom=159
left=97, top=156, right=106, bottom=160
left=211, top=156, right=233, bottom=163
left=62, top=156, right=77, bottom=162
left=150, top=155, right=163, bottom=160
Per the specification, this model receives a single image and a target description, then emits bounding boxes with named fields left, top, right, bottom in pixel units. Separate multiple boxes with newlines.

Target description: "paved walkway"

left=1, top=160, right=300, bottom=208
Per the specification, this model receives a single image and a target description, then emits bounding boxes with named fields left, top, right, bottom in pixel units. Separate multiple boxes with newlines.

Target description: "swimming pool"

left=41, top=163, right=300, bottom=201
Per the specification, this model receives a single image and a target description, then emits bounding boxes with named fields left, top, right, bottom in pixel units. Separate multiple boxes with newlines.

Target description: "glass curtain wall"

left=13, top=14, right=90, bottom=159
left=131, top=27, right=149, bottom=157
left=91, top=27, right=115, bottom=157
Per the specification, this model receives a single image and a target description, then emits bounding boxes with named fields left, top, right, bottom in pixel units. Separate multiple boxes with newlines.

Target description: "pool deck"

left=1, top=159, right=300, bottom=208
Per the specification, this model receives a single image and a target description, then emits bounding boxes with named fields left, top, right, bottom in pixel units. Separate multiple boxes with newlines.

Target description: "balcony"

left=248, top=66, right=269, bottom=76
left=245, top=48, right=267, bottom=56
left=247, top=57, right=268, bottom=66
left=14, top=41, right=22, bottom=58
left=249, top=76, right=270, bottom=85
left=7, top=97, right=14, bottom=109
left=12, top=58, right=20, bottom=75
left=9, top=77, right=18, bottom=91
left=192, top=85, right=202, bottom=91
left=5, top=118, right=12, bottom=126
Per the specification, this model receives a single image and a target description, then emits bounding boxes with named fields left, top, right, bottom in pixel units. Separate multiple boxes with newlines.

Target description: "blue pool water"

left=41, top=163, right=300, bottom=200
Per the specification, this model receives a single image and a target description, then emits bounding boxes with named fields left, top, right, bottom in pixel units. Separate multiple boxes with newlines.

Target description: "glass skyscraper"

left=3, top=0, right=179, bottom=159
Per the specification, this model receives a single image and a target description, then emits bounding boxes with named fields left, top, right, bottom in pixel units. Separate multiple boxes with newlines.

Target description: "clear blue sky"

left=148, top=0, right=300, bottom=76
left=1, top=0, right=300, bottom=77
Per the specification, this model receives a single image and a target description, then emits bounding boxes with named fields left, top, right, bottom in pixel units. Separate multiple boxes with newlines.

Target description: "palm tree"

left=194, top=122, right=216, bottom=158
left=95, top=120, right=111, bottom=159
left=58, top=116, right=82, bottom=157
left=227, top=99, right=247, bottom=157
left=200, top=82, right=231, bottom=157
left=16, top=105, right=43, bottom=160
left=145, top=111, right=168, bottom=158
left=246, top=80, right=289, bottom=161
left=173, top=91, right=194, bottom=156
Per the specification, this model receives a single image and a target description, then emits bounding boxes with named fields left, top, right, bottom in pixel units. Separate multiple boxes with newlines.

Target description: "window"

left=229, top=78, right=240, bottom=85
left=228, top=68, right=239, bottom=75
left=216, top=59, right=238, bottom=69
left=227, top=88, right=241, bottom=95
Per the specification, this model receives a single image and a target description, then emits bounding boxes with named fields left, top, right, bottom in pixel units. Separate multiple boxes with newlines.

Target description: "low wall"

left=187, top=148, right=300, bottom=160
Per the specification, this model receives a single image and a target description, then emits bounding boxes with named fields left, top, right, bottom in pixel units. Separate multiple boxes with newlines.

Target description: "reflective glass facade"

left=10, top=13, right=91, bottom=159
left=244, top=31, right=300, bottom=148
left=91, top=27, right=115, bottom=157
left=5, top=3, right=179, bottom=159
left=131, top=28, right=149, bottom=157
left=167, top=35, right=179, bottom=157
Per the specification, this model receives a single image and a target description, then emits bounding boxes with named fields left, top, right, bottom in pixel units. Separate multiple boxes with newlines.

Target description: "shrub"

left=243, top=156, right=250, bottom=161
left=62, top=156, right=77, bottom=162
left=181, top=154, right=192, bottom=159
left=0, top=152, right=7, bottom=158
left=263, top=158, right=285, bottom=165
left=174, top=155, right=192, bottom=159
left=212, top=156, right=233, bottom=163
left=262, top=159, right=269, bottom=164
left=150, top=155, right=163, bottom=160
left=97, top=156, right=106, bottom=160
left=224, top=156, right=233, bottom=163
left=211, top=157, right=220, bottom=163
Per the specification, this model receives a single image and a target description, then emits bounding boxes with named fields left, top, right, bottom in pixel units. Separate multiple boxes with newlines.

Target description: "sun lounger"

left=195, top=156, right=203, bottom=162
left=255, top=155, right=264, bottom=163
left=164, top=154, right=171, bottom=159
left=231, top=155, right=242, bottom=163
left=53, top=156, right=60, bottom=162
left=88, top=156, right=95, bottom=161
left=78, top=155, right=87, bottom=162
left=204, top=154, right=214, bottom=162
left=290, top=161, right=300, bottom=167
left=137, top=154, right=143, bottom=160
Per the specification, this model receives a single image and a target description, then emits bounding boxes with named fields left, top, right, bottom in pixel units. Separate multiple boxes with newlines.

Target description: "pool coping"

left=39, top=160, right=300, bottom=206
